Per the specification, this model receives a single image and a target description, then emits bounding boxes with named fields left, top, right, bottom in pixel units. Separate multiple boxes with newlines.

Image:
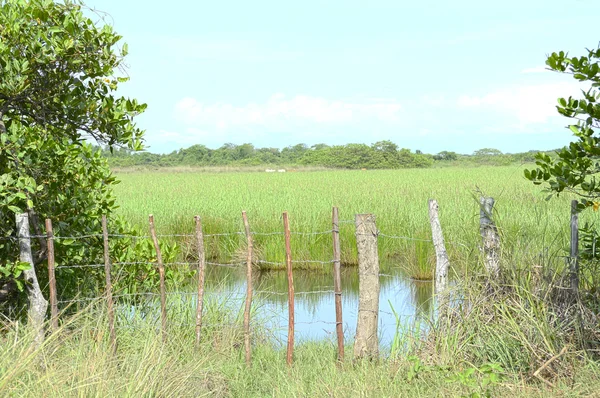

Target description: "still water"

left=197, top=263, right=434, bottom=349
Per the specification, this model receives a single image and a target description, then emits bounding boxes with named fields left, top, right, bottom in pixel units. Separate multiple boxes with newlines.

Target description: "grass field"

left=2, top=298, right=598, bottom=397
left=113, top=165, right=591, bottom=275
left=3, top=165, right=597, bottom=397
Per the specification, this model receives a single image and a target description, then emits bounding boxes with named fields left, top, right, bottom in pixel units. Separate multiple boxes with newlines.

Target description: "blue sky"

left=87, top=0, right=600, bottom=154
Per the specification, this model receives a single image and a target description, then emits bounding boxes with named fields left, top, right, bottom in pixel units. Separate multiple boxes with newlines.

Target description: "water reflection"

left=199, top=262, right=433, bottom=348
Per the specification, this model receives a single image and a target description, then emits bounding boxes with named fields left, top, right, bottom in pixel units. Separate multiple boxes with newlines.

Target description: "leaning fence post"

left=479, top=197, right=500, bottom=279
left=331, top=207, right=344, bottom=362
left=354, top=214, right=380, bottom=360
left=101, top=215, right=117, bottom=353
left=569, top=200, right=579, bottom=296
left=428, top=200, right=449, bottom=295
left=242, top=211, right=253, bottom=365
left=16, top=212, right=48, bottom=348
left=45, top=218, right=59, bottom=332
left=194, top=216, right=206, bottom=347
left=283, top=211, right=295, bottom=366
left=149, top=214, right=167, bottom=343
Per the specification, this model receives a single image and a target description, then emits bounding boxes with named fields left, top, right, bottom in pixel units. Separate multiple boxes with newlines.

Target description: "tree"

left=524, top=45, right=600, bottom=212
left=433, top=151, right=458, bottom=161
left=0, top=0, right=156, bottom=313
left=473, top=148, right=503, bottom=157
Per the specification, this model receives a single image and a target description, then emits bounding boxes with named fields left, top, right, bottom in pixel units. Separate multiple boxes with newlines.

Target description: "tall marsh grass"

left=113, top=166, right=598, bottom=273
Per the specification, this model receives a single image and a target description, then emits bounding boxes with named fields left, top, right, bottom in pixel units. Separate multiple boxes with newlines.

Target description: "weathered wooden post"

left=479, top=197, right=500, bottom=278
left=283, top=211, right=295, bottom=366
left=194, top=216, right=206, bottom=347
left=242, top=211, right=253, bottom=365
left=45, top=218, right=59, bottom=332
left=101, top=215, right=117, bottom=353
left=16, top=213, right=48, bottom=347
left=428, top=199, right=449, bottom=295
left=569, top=200, right=579, bottom=296
left=354, top=214, right=380, bottom=360
left=149, top=214, right=167, bottom=343
left=331, top=207, right=344, bottom=362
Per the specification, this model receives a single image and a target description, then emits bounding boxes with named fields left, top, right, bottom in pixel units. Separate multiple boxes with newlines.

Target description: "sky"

left=86, top=0, right=600, bottom=155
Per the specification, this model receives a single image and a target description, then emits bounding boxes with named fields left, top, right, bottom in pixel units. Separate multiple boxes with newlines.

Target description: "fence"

left=2, top=198, right=582, bottom=365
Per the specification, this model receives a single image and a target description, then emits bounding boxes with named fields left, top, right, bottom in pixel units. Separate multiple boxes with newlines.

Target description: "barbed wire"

left=56, top=263, right=105, bottom=270
left=377, top=232, right=432, bottom=242
left=0, top=230, right=448, bottom=246
left=255, top=290, right=336, bottom=296
left=53, top=260, right=245, bottom=270
left=291, top=230, right=333, bottom=236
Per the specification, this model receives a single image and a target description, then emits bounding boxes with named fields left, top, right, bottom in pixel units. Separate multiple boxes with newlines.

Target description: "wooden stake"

left=242, top=211, right=253, bottom=365
left=283, top=211, right=295, bottom=366
left=570, top=200, right=579, bottom=296
left=331, top=207, right=344, bottom=362
left=479, top=197, right=500, bottom=278
left=428, top=200, right=450, bottom=295
left=354, top=214, right=380, bottom=360
left=194, top=216, right=206, bottom=347
left=101, top=215, right=117, bottom=353
left=149, top=214, right=167, bottom=343
left=45, top=218, right=59, bottom=332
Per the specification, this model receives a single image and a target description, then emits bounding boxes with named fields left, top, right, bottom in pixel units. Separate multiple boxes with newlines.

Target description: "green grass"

left=3, top=165, right=599, bottom=396
left=112, top=165, right=595, bottom=275
left=2, top=293, right=599, bottom=397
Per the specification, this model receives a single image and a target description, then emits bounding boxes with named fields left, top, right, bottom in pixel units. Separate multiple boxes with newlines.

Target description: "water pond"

left=195, top=262, right=434, bottom=349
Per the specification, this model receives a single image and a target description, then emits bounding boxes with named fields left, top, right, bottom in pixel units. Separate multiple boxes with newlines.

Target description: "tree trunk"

left=16, top=213, right=48, bottom=347
left=479, top=197, right=500, bottom=279
left=429, top=199, right=449, bottom=295
left=354, top=214, right=380, bottom=360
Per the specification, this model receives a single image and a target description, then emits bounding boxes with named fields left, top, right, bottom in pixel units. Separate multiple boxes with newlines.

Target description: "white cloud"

left=174, top=94, right=403, bottom=130
left=456, top=81, right=584, bottom=125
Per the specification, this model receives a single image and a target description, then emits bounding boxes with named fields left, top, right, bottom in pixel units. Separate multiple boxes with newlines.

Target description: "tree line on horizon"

left=101, top=141, right=548, bottom=169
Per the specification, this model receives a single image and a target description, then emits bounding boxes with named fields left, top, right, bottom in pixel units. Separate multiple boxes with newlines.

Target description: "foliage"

left=103, top=142, right=551, bottom=169
left=524, top=45, right=600, bottom=212
left=103, top=140, right=435, bottom=169
left=445, top=363, right=504, bottom=398
left=0, top=0, right=167, bottom=308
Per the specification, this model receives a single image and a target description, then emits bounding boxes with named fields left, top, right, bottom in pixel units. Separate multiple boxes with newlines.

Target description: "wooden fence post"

left=16, top=212, right=47, bottom=347
left=242, top=211, right=253, bottom=365
left=45, top=218, right=59, bottom=332
left=428, top=200, right=450, bottom=295
left=101, top=215, right=117, bottom=353
left=570, top=200, right=579, bottom=296
left=331, top=207, right=344, bottom=362
left=194, top=216, right=206, bottom=347
left=149, top=214, right=167, bottom=343
left=479, top=197, right=500, bottom=278
left=283, top=211, right=295, bottom=366
left=354, top=214, right=380, bottom=360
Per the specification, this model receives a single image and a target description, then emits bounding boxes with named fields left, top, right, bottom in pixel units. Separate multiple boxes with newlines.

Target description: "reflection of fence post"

left=479, top=197, right=500, bottom=279
left=331, top=207, right=344, bottom=362
left=283, top=211, right=295, bottom=366
left=428, top=200, right=449, bottom=295
left=101, top=215, right=117, bottom=353
left=242, top=211, right=253, bottom=366
left=570, top=200, right=579, bottom=296
left=354, top=214, right=379, bottom=360
left=194, top=216, right=206, bottom=347
left=45, top=218, right=59, bottom=332
left=149, top=214, right=167, bottom=343
left=16, top=212, right=47, bottom=348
